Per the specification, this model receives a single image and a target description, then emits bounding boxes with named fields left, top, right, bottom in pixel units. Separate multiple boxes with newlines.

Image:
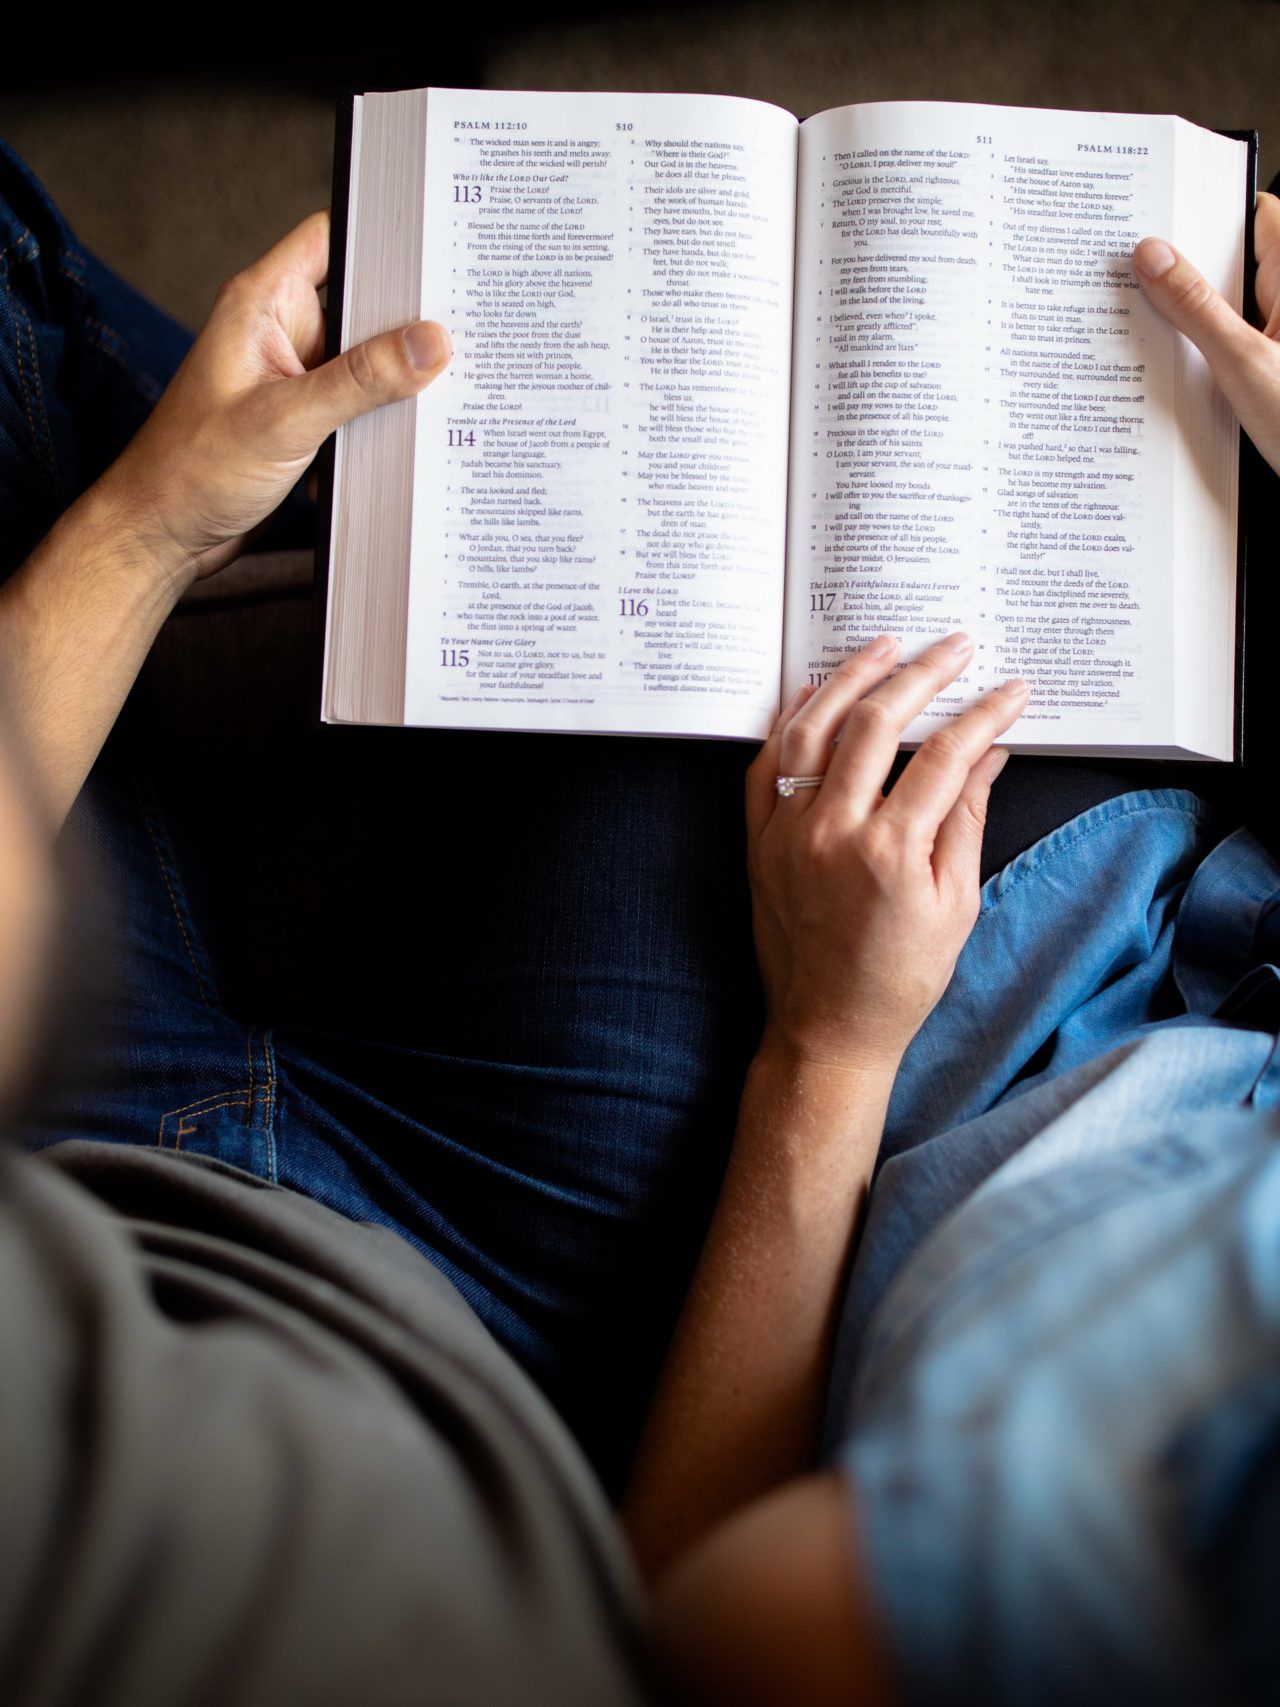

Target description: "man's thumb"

left=1132, top=237, right=1257, bottom=380
left=292, top=320, right=452, bottom=441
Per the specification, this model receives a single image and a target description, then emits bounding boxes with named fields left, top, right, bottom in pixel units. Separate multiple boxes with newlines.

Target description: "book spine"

left=309, top=90, right=358, bottom=728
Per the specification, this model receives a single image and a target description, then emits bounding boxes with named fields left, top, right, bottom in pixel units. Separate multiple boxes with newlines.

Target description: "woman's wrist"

left=733, top=1032, right=900, bottom=1191
left=623, top=1017, right=899, bottom=1577
left=753, top=1024, right=903, bottom=1092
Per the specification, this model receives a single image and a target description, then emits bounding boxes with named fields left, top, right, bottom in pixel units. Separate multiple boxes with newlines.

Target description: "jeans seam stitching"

left=134, top=782, right=219, bottom=1012
left=261, top=1028, right=278, bottom=1182
left=19, top=306, right=60, bottom=492
left=83, top=312, right=164, bottom=404
left=160, top=1088, right=253, bottom=1122
left=0, top=225, right=38, bottom=263
left=160, top=1094, right=254, bottom=1149
left=8, top=293, right=59, bottom=496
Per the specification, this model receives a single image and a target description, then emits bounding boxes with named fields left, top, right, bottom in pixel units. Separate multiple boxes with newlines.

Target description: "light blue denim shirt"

left=827, top=789, right=1280, bottom=1705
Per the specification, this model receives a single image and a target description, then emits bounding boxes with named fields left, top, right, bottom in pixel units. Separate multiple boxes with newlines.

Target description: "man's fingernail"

left=404, top=322, right=450, bottom=369
left=1134, top=238, right=1177, bottom=280
left=939, top=632, right=973, bottom=654
left=997, top=676, right=1030, bottom=697
left=869, top=634, right=898, bottom=658
left=986, top=748, right=1010, bottom=782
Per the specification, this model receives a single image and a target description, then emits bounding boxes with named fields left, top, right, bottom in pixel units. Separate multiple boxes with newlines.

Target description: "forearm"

left=0, top=473, right=187, bottom=828
left=621, top=1038, right=895, bottom=1582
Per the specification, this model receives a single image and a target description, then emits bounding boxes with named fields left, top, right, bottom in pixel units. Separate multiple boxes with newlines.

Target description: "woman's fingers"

left=771, top=636, right=902, bottom=813
left=746, top=682, right=814, bottom=838
left=876, top=675, right=1029, bottom=838
left=817, top=632, right=974, bottom=816
left=751, top=635, right=1026, bottom=845
left=931, top=745, right=1011, bottom=897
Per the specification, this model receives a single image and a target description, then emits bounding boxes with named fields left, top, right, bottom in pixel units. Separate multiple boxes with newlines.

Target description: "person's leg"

left=0, top=136, right=312, bottom=574
left=24, top=733, right=281, bottom=1181
left=0, top=141, right=1228, bottom=1489
left=0, top=142, right=749, bottom=1489
left=0, top=144, right=291, bottom=1187
left=258, top=737, right=1233, bottom=1491
left=261, top=729, right=763, bottom=1490
left=0, top=137, right=194, bottom=574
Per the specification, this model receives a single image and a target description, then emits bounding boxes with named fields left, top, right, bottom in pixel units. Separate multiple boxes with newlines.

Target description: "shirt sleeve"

left=836, top=1099, right=1280, bottom=1707
left=0, top=1142, right=655, bottom=1707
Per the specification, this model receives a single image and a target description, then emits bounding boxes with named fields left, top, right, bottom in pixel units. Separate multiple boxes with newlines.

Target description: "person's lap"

left=35, top=725, right=761, bottom=1486
left=0, top=135, right=1233, bottom=1482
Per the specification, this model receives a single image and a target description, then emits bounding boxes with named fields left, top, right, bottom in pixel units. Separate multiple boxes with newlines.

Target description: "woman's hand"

left=629, top=640, right=1027, bottom=1583
left=96, top=208, right=451, bottom=593
left=1132, top=189, right=1280, bottom=474
left=745, top=634, right=1029, bottom=1075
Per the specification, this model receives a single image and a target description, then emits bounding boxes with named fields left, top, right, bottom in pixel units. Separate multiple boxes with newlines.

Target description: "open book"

left=317, top=89, right=1254, bottom=759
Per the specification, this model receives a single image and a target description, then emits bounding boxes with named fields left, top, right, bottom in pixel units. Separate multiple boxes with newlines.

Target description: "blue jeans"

left=0, top=138, right=315, bottom=566
left=0, top=138, right=1190, bottom=1490
left=0, top=139, right=768, bottom=1489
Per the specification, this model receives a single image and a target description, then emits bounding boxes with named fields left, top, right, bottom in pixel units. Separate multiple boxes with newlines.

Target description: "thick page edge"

left=310, top=90, right=357, bottom=729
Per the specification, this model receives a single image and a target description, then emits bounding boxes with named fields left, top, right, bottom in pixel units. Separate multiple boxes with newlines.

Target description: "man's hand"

left=0, top=211, right=451, bottom=826
left=98, top=208, right=451, bottom=592
left=745, top=635, right=1028, bottom=1075
left=1133, top=190, right=1280, bottom=474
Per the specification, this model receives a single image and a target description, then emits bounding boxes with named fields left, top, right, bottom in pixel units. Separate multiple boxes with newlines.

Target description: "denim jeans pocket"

left=157, top=1027, right=279, bottom=1183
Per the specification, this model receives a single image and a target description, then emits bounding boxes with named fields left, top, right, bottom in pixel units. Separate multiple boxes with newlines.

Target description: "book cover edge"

left=309, top=89, right=357, bottom=730
left=1220, top=128, right=1259, bottom=768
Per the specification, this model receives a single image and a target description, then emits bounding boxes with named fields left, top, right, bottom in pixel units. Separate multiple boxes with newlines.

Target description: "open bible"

left=317, top=89, right=1255, bottom=759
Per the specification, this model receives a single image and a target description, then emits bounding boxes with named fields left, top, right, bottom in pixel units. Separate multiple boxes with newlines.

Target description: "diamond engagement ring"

left=775, top=774, right=825, bottom=797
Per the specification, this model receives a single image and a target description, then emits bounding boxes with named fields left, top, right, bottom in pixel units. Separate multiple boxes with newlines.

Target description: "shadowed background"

left=4, top=0, right=1279, bottom=331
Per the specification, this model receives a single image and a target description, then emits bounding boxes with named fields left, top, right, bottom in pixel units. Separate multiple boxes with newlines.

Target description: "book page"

left=1171, top=121, right=1246, bottom=761
left=785, top=102, right=1244, bottom=755
left=404, top=88, right=797, bottom=737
